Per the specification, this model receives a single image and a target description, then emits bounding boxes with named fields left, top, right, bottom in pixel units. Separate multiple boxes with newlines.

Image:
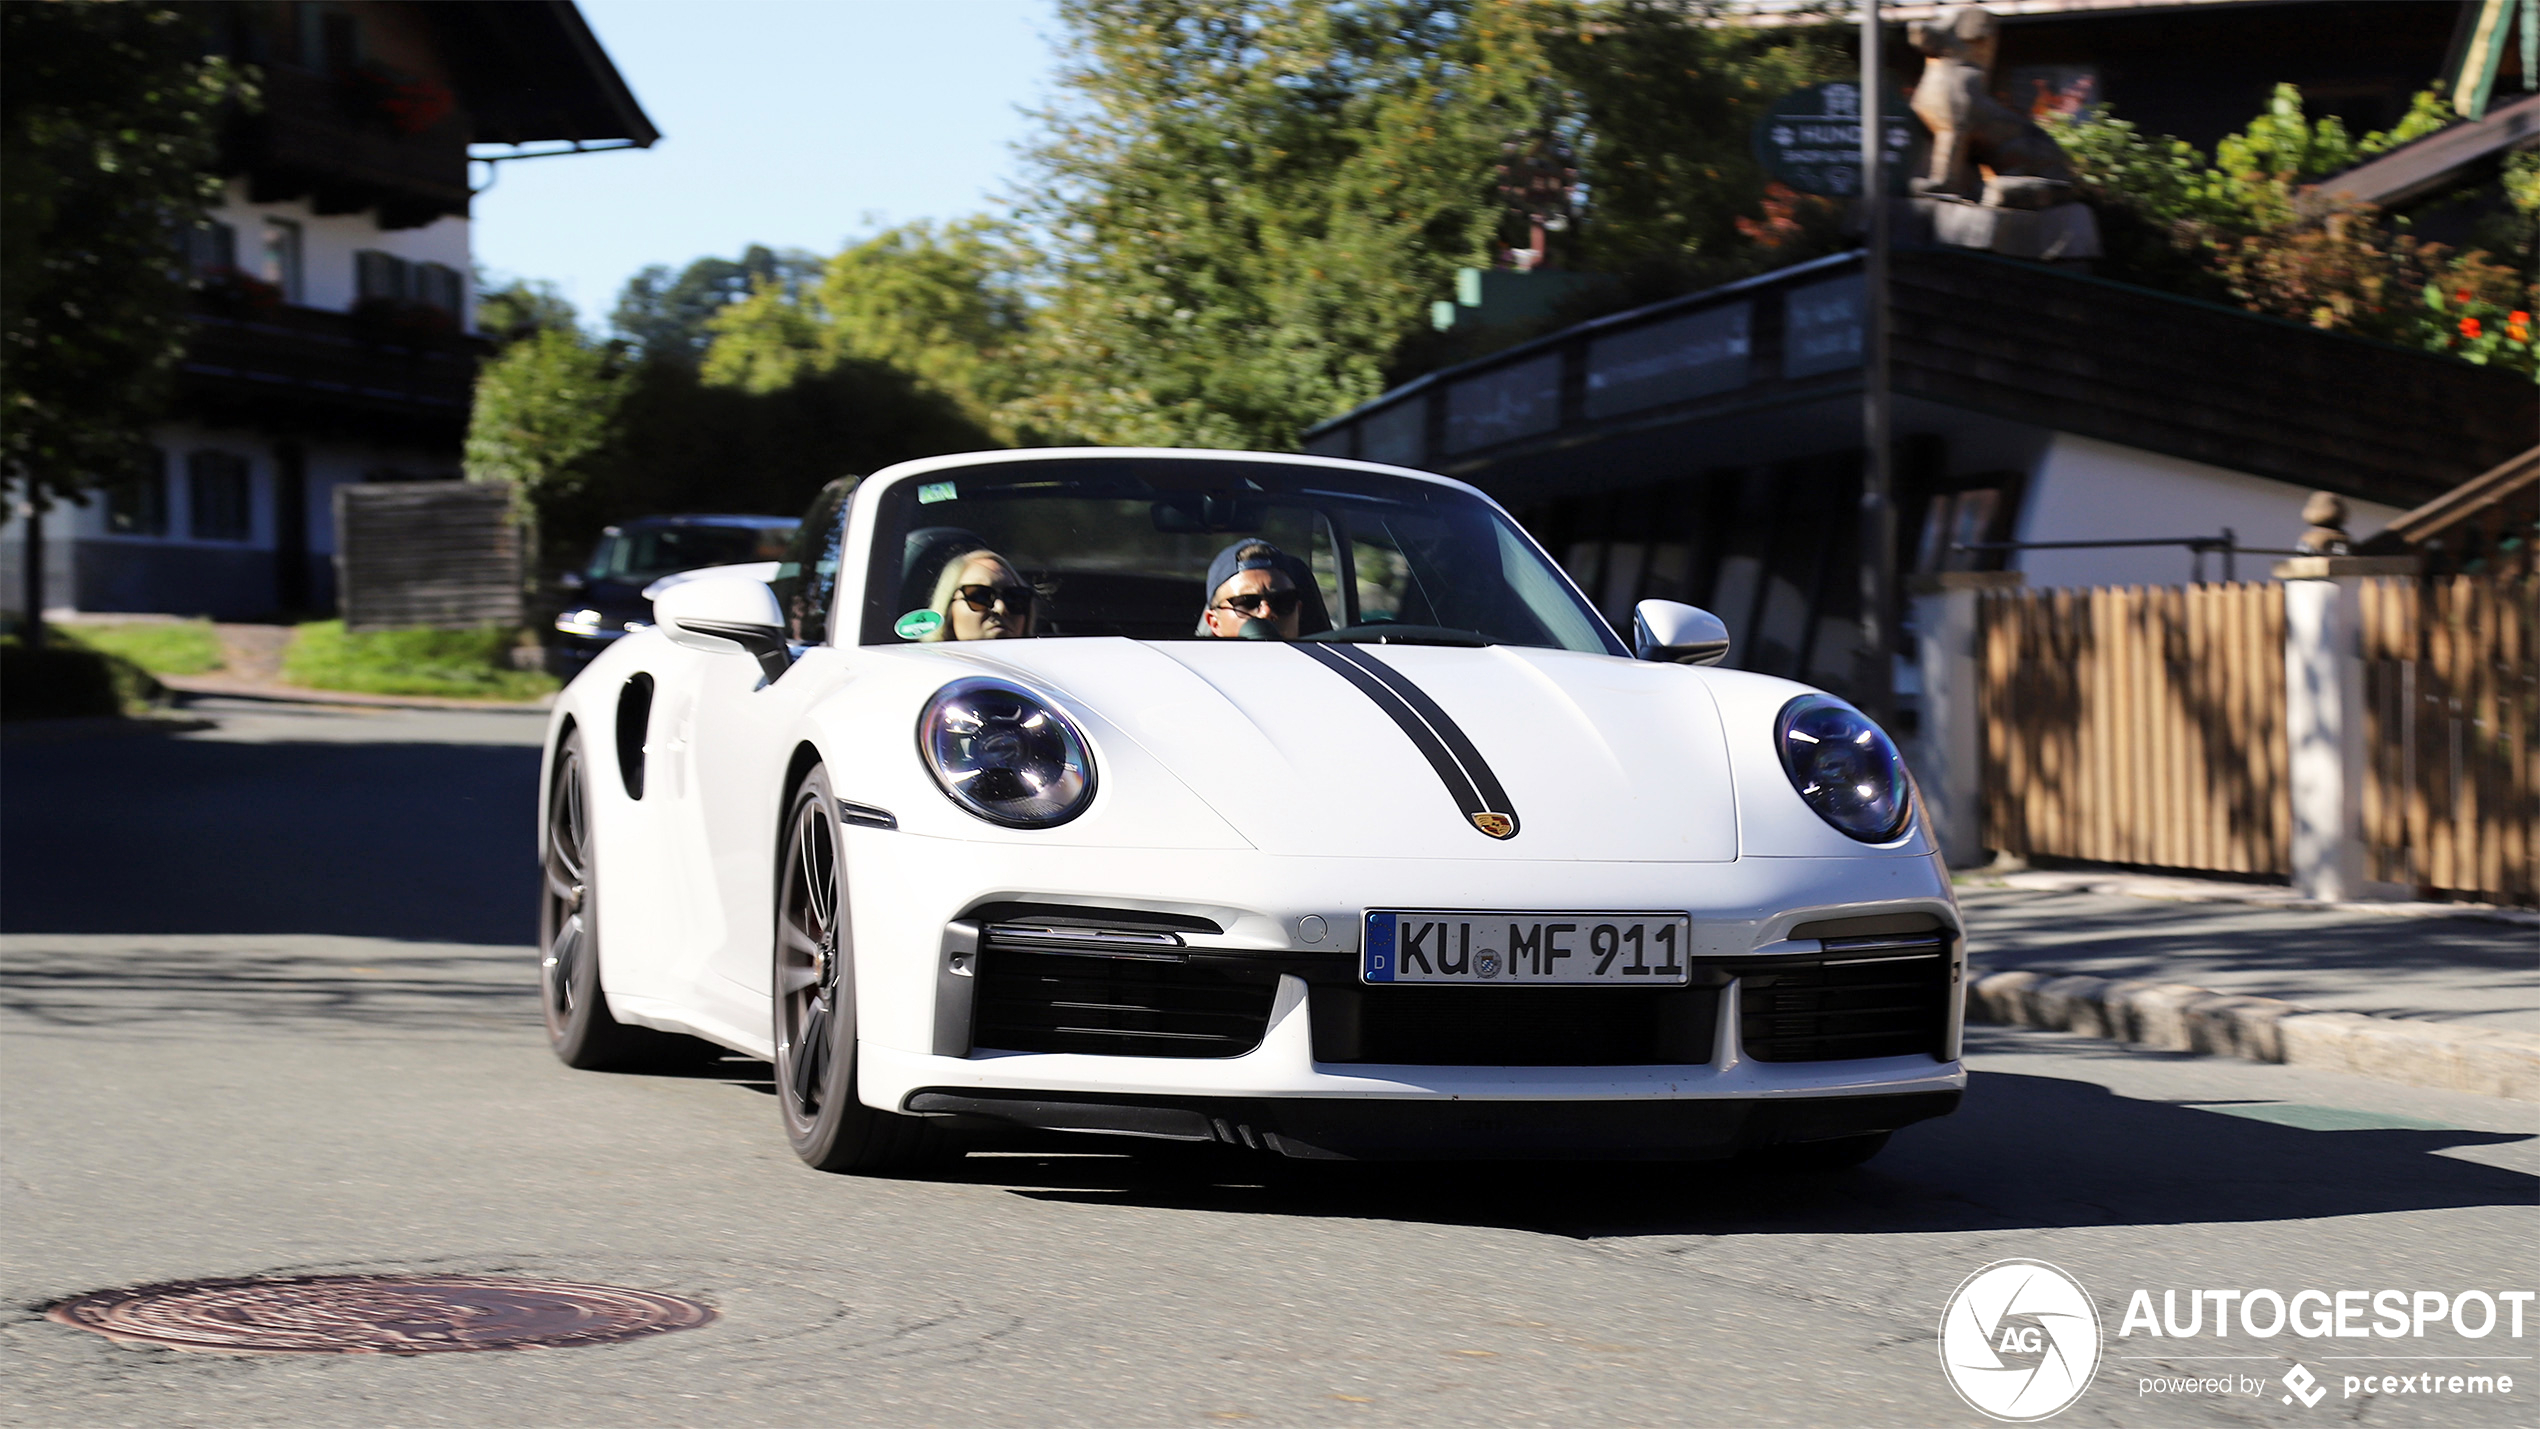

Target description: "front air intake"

left=972, top=922, right=1276, bottom=1059
left=1737, top=932, right=1953, bottom=1062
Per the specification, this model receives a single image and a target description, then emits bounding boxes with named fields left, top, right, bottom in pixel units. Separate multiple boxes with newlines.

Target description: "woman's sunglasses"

left=1215, top=589, right=1301, bottom=617
left=953, top=583, right=1035, bottom=614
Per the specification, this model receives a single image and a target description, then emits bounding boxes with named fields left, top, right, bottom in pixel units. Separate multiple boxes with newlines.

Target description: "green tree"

left=471, top=278, right=999, bottom=570
left=463, top=313, right=632, bottom=566
left=1006, top=0, right=1533, bottom=449
left=1547, top=2, right=1846, bottom=290
left=612, top=245, right=818, bottom=367
left=1004, top=0, right=1843, bottom=449
left=2, top=3, right=245, bottom=641
left=703, top=219, right=1031, bottom=437
left=2051, top=86, right=2533, bottom=373
left=473, top=274, right=580, bottom=348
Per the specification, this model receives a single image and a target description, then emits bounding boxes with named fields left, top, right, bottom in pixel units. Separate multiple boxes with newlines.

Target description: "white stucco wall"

left=94, top=424, right=456, bottom=557
left=207, top=179, right=472, bottom=324
left=2011, top=433, right=2406, bottom=588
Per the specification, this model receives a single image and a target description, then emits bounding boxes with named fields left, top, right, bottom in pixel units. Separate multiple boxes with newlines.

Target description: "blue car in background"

left=552, top=514, right=799, bottom=670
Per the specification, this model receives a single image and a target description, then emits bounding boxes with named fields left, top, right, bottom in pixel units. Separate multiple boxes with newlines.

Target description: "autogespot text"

left=2117, top=1287, right=2532, bottom=1340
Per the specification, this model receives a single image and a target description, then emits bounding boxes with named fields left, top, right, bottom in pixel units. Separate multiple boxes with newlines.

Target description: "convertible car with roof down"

left=536, top=448, right=1965, bottom=1172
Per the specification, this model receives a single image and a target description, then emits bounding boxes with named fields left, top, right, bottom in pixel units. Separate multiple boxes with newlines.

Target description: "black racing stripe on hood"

left=1322, top=644, right=1517, bottom=823
left=1293, top=644, right=1479, bottom=816
left=1293, top=643, right=1518, bottom=837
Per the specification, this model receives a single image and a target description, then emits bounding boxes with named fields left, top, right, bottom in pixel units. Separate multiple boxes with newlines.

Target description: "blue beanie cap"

left=1205, top=540, right=1293, bottom=606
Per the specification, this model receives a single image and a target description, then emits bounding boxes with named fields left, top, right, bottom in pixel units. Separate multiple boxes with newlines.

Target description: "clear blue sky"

left=470, top=0, right=1062, bottom=329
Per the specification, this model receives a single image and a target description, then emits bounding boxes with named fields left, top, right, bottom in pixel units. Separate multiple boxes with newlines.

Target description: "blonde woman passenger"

left=921, top=550, right=1037, bottom=641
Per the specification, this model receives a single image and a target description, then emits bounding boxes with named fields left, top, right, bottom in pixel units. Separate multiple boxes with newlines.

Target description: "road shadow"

left=874, top=1067, right=2537, bottom=1236
left=1, top=735, right=539, bottom=944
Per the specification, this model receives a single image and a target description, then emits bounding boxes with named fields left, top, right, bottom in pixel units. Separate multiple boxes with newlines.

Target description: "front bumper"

left=901, top=1084, right=1964, bottom=1161
left=841, top=841, right=1968, bottom=1154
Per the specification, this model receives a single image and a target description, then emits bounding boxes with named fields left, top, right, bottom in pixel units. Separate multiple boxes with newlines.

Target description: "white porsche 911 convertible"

left=537, top=448, right=1965, bottom=1173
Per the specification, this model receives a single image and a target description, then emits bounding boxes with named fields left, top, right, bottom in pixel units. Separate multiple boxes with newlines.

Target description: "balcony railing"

left=178, top=296, right=482, bottom=447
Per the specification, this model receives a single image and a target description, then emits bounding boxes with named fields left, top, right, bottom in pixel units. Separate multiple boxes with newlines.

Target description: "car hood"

left=934, top=638, right=1739, bottom=861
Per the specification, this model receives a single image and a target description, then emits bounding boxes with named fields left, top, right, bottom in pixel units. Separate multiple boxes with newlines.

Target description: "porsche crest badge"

left=1470, top=812, right=1515, bottom=839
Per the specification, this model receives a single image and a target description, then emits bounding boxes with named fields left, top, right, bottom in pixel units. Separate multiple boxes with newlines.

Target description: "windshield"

left=586, top=523, right=795, bottom=583
left=857, top=458, right=1620, bottom=654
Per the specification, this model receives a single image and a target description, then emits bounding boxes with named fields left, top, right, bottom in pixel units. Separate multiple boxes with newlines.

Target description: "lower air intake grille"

left=1313, top=987, right=1717, bottom=1066
left=1738, top=934, right=1952, bottom=1062
left=973, top=945, right=1276, bottom=1059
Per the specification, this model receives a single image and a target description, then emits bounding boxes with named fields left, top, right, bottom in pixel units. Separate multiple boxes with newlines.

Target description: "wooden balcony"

left=176, top=297, right=483, bottom=450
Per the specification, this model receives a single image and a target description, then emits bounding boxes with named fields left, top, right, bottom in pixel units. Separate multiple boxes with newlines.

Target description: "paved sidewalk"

left=1954, top=883, right=2540, bottom=1099
left=1956, top=885, right=2540, bottom=1035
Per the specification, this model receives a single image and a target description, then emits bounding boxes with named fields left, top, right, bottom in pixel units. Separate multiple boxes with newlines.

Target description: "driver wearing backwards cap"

left=1199, top=540, right=1308, bottom=640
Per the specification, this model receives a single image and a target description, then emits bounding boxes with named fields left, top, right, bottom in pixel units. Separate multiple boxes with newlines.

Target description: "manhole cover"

left=47, top=1273, right=715, bottom=1355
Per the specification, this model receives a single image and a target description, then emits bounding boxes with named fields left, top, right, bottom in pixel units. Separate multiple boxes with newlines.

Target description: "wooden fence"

left=334, top=481, right=522, bottom=632
left=1978, top=584, right=2290, bottom=876
left=2361, top=575, right=2539, bottom=904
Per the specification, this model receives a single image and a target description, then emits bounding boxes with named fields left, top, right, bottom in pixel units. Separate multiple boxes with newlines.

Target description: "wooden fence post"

left=1911, top=570, right=2024, bottom=866
left=2279, top=554, right=2421, bottom=901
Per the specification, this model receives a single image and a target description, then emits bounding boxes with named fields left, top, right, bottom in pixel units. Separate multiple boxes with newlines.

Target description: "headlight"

left=555, top=608, right=605, bottom=636
left=1775, top=694, right=1910, bottom=842
left=917, top=678, right=1096, bottom=828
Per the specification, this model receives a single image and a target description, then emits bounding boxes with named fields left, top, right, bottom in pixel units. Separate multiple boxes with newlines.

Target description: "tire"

left=540, top=729, right=682, bottom=1070
left=1748, top=1131, right=1891, bottom=1172
left=774, top=766, right=940, bottom=1174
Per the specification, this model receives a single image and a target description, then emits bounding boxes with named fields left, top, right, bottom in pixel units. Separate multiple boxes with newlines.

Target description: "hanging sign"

left=1753, top=83, right=1921, bottom=197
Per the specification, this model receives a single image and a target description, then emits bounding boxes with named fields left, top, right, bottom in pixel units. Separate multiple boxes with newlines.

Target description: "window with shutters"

left=413, top=261, right=462, bottom=315
left=355, top=249, right=411, bottom=303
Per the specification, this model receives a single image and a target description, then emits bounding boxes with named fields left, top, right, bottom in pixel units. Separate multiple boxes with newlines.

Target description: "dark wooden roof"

left=428, top=1, right=659, bottom=148
left=213, top=1, right=655, bottom=229
left=1891, top=251, right=2532, bottom=510
left=1307, top=248, right=2536, bottom=513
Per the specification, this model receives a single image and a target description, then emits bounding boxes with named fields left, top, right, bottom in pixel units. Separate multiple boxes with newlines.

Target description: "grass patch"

left=281, top=621, right=557, bottom=701
left=61, top=619, right=225, bottom=675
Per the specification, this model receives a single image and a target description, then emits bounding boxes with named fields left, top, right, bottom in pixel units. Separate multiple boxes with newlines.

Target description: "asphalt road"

left=2, top=700, right=2534, bottom=1428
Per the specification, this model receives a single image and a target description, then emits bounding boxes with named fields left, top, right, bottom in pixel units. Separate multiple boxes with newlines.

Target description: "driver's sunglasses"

left=954, top=583, right=1034, bottom=614
left=1216, top=589, right=1301, bottom=617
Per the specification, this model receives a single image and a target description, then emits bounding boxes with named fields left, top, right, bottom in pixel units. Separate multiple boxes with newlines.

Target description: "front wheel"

left=540, top=730, right=661, bottom=1069
left=774, top=766, right=940, bottom=1174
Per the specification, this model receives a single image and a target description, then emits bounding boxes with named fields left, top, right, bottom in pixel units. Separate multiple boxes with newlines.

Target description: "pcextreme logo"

left=1939, top=1260, right=2104, bottom=1422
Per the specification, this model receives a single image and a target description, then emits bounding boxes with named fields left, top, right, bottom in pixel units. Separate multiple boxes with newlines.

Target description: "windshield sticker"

left=894, top=609, right=944, bottom=640
left=917, top=481, right=957, bottom=505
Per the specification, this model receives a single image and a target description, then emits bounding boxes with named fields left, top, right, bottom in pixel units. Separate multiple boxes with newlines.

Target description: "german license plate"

left=1361, top=911, right=1691, bottom=985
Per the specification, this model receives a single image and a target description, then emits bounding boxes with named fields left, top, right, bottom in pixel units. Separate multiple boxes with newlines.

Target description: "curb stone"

left=159, top=675, right=553, bottom=713
left=1965, top=967, right=2540, bottom=1102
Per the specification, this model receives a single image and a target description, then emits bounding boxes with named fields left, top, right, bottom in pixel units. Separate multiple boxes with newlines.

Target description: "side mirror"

left=655, top=574, right=792, bottom=682
left=1633, top=600, right=1730, bottom=666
